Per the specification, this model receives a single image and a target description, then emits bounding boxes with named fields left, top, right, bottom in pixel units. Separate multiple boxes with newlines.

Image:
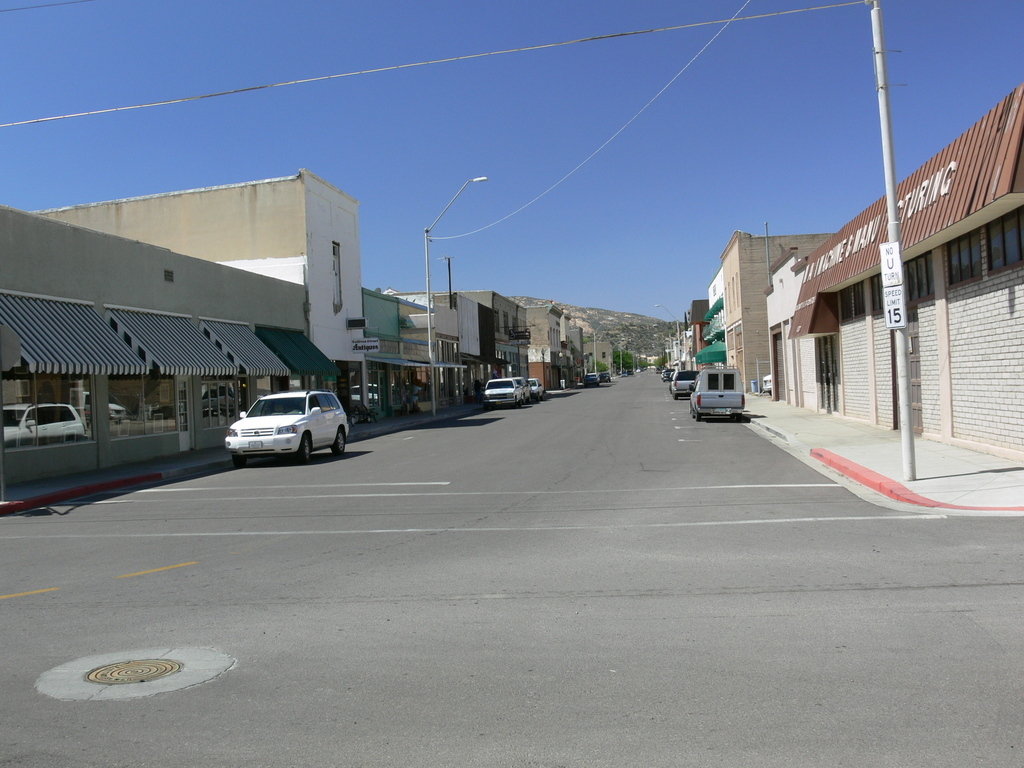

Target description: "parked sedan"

left=583, top=373, right=600, bottom=387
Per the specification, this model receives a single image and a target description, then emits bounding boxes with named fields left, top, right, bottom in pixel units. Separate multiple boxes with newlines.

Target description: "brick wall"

left=841, top=317, right=870, bottom=419
left=947, top=264, right=1024, bottom=450
left=873, top=321, right=894, bottom=427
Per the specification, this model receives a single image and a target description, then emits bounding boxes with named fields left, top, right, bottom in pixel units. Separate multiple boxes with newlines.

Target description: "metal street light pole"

left=869, top=0, right=915, bottom=480
left=423, top=177, right=487, bottom=417
left=655, top=304, right=681, bottom=369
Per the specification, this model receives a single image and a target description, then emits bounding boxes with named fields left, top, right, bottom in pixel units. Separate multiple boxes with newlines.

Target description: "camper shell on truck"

left=690, top=367, right=746, bottom=422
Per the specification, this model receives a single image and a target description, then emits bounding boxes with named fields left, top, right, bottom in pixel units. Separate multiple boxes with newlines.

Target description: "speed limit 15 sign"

left=884, top=285, right=907, bottom=329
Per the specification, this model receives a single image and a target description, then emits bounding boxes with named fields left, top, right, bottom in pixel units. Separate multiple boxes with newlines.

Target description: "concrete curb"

left=810, top=448, right=1024, bottom=512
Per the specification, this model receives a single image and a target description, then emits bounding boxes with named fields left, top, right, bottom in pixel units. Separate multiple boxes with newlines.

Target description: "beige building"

left=718, top=231, right=830, bottom=392
left=37, top=169, right=366, bottom=407
left=0, top=206, right=314, bottom=483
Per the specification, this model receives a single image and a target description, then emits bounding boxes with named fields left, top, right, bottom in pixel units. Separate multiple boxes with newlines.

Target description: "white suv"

left=482, top=377, right=528, bottom=409
left=225, top=390, right=350, bottom=468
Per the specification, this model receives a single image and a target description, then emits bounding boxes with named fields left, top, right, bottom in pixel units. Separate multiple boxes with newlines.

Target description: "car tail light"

left=695, top=394, right=702, bottom=407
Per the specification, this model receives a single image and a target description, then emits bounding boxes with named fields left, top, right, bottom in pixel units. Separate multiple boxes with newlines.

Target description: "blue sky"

left=1, top=0, right=1021, bottom=317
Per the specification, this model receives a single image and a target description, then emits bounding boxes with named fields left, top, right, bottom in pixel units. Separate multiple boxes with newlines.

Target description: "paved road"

left=3, top=374, right=1023, bottom=767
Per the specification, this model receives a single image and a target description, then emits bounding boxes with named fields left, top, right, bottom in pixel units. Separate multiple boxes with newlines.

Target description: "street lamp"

left=655, top=304, right=681, bottom=369
left=423, top=176, right=487, bottom=417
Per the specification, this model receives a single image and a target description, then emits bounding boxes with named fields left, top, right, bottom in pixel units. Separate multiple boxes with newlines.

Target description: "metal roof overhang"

left=0, top=292, right=146, bottom=375
left=107, top=308, right=235, bottom=377
left=255, top=327, right=339, bottom=377
left=200, top=319, right=290, bottom=377
left=365, top=354, right=425, bottom=367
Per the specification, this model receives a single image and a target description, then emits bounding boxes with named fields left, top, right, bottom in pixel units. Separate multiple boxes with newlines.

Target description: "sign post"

left=870, top=0, right=916, bottom=480
left=880, top=241, right=907, bottom=330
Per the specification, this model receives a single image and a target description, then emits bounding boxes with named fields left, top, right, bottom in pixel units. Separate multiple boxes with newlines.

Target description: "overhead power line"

left=0, top=1, right=863, bottom=129
left=0, top=0, right=94, bottom=13
left=436, top=0, right=758, bottom=240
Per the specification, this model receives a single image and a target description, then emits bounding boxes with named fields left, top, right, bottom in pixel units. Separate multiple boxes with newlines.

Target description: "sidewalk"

left=0, top=400, right=484, bottom=516
left=746, top=397, right=1024, bottom=513
left=1, top=393, right=1022, bottom=515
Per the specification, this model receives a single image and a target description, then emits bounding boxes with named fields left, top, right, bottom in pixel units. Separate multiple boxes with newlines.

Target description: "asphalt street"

left=2, top=374, right=1023, bottom=767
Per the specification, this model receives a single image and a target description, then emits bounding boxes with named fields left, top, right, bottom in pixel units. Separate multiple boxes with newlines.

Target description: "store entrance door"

left=176, top=378, right=191, bottom=451
left=816, top=335, right=840, bottom=414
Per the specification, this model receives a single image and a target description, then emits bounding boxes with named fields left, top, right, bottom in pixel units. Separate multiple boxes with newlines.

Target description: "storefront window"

left=906, top=253, right=934, bottom=303
left=108, top=375, right=177, bottom=438
left=2, top=371, right=92, bottom=449
left=988, top=207, right=1022, bottom=271
left=200, top=379, right=240, bottom=429
left=839, top=283, right=865, bottom=321
left=947, top=231, right=981, bottom=285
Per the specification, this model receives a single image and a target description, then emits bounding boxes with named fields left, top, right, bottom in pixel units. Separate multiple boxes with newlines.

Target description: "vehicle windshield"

left=246, top=396, right=306, bottom=417
left=485, top=380, right=513, bottom=390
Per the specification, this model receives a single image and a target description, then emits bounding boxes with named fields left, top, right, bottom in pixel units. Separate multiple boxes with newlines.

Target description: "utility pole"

left=870, top=0, right=916, bottom=480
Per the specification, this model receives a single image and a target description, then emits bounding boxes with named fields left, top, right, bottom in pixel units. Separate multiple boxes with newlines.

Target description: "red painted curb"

left=810, top=448, right=1024, bottom=511
left=0, top=472, right=165, bottom=516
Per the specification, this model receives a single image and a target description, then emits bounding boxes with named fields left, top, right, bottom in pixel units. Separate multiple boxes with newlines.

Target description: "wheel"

left=695, top=412, right=703, bottom=422
left=673, top=393, right=679, bottom=400
left=294, top=433, right=312, bottom=463
left=231, top=454, right=247, bottom=469
left=330, top=427, right=346, bottom=455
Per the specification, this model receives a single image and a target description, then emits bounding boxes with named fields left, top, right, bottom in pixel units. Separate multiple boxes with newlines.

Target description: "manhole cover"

left=36, top=647, right=235, bottom=700
left=86, top=659, right=183, bottom=685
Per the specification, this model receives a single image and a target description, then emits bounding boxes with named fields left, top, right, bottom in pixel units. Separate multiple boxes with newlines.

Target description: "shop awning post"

left=870, top=0, right=916, bottom=481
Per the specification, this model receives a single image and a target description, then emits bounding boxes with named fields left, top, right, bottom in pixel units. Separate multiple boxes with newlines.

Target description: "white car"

left=3, top=403, right=87, bottom=448
left=527, top=377, right=545, bottom=402
left=225, top=390, right=350, bottom=468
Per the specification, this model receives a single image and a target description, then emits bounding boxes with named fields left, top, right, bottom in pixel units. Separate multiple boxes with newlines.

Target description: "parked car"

left=690, top=368, right=747, bottom=422
left=661, top=369, right=674, bottom=382
left=668, top=369, right=699, bottom=400
left=583, top=373, right=600, bottom=387
left=762, top=374, right=772, bottom=396
left=598, top=371, right=611, bottom=383
left=3, top=403, right=87, bottom=448
left=482, top=378, right=528, bottom=409
left=224, top=390, right=349, bottom=468
left=528, top=377, right=546, bottom=402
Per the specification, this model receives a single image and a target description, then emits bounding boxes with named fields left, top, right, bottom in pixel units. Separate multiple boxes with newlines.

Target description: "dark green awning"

left=695, top=340, right=727, bottom=364
left=254, top=327, right=338, bottom=377
left=704, top=297, right=724, bottom=321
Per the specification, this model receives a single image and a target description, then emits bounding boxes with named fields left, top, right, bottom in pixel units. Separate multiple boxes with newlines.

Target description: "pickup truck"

left=668, top=369, right=698, bottom=399
left=689, top=368, right=747, bottom=422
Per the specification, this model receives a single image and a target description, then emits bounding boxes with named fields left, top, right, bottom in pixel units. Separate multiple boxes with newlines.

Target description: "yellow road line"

left=117, top=561, right=198, bottom=579
left=0, top=587, right=60, bottom=600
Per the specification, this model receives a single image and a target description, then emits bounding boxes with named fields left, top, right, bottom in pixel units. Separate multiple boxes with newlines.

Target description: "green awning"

left=254, top=327, right=339, bottom=377
left=695, top=340, right=727, bottom=364
left=704, top=297, right=724, bottom=321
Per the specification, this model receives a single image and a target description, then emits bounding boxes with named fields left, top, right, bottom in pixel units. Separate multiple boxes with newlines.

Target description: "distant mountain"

left=511, top=296, right=677, bottom=357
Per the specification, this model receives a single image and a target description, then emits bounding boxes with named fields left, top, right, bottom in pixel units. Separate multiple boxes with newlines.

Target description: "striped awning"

left=254, top=327, right=339, bottom=377
left=200, top=319, right=290, bottom=377
left=0, top=292, right=146, bottom=375
left=107, top=308, right=236, bottom=376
